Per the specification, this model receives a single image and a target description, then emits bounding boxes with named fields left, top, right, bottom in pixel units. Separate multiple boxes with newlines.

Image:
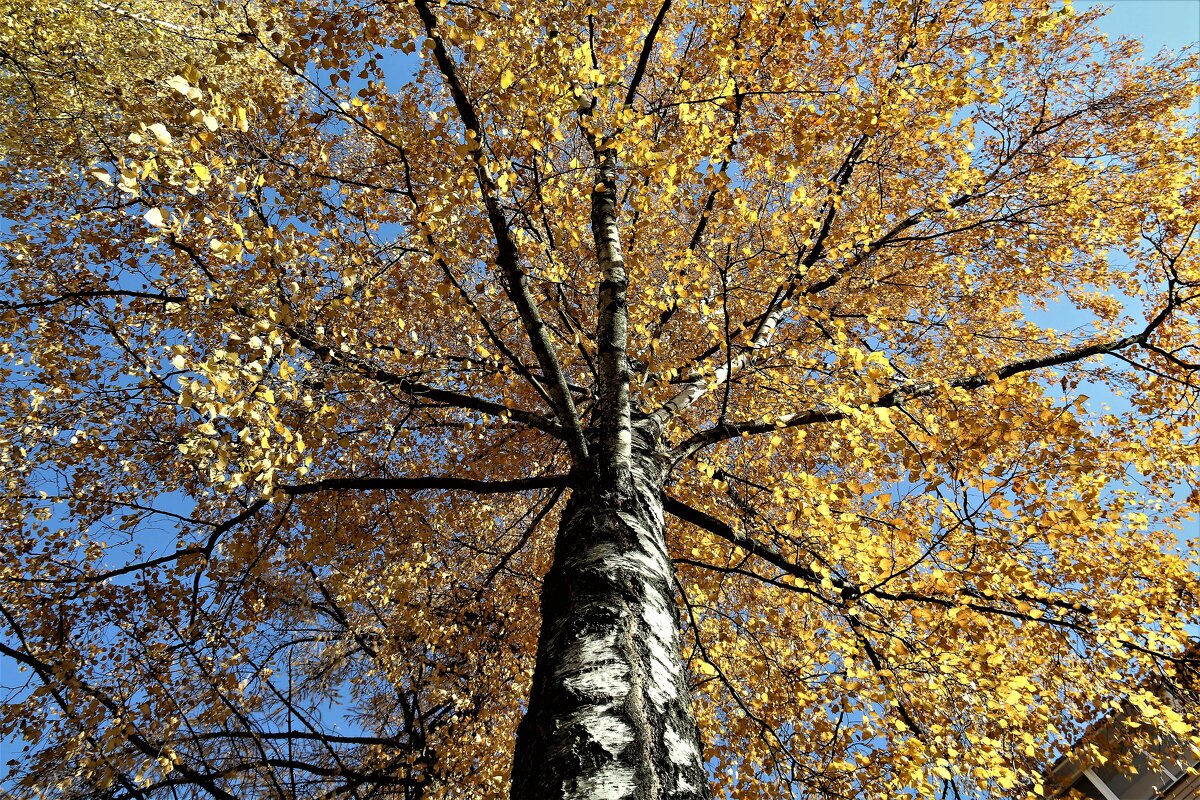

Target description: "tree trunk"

left=510, top=431, right=710, bottom=799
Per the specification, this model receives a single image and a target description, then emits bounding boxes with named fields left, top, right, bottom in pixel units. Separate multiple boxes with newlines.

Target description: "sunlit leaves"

left=1, top=0, right=1198, bottom=797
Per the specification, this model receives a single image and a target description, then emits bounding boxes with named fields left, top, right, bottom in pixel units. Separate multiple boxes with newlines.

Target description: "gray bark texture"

left=510, top=422, right=710, bottom=800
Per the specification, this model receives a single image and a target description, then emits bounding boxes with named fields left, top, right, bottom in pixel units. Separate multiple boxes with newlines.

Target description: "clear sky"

left=1040, top=1, right=1199, bottom=536
left=1074, top=0, right=1200, bottom=562
left=1080, top=0, right=1200, bottom=54
left=1021, top=0, right=1197, bottom=345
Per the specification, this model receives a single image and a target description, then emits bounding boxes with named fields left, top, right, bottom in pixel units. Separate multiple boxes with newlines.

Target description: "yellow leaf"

left=143, top=207, right=165, bottom=227
left=166, top=75, right=191, bottom=96
left=148, top=123, right=172, bottom=146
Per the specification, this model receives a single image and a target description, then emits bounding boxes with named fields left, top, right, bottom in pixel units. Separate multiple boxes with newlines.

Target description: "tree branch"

left=670, top=318, right=1179, bottom=461
left=413, top=0, right=589, bottom=464
left=624, top=0, right=673, bottom=108
left=592, top=151, right=635, bottom=485
left=282, top=473, right=571, bottom=496
left=166, top=235, right=565, bottom=436
left=0, top=288, right=186, bottom=311
left=0, top=617, right=241, bottom=800
left=286, top=325, right=565, bottom=436
left=648, top=134, right=869, bottom=427
left=662, top=494, right=1100, bottom=632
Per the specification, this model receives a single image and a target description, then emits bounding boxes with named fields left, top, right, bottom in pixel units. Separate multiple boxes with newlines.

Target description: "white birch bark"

left=510, top=430, right=709, bottom=800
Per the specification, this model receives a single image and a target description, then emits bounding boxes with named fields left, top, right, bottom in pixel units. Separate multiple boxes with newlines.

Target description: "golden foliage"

left=1, top=0, right=1198, bottom=797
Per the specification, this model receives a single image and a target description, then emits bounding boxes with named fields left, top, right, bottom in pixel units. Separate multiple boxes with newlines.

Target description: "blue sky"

left=1053, top=0, right=1199, bottom=533
left=1, top=1, right=1196, bottom=795
left=1081, top=0, right=1200, bottom=53
left=1030, top=0, right=1198, bottom=340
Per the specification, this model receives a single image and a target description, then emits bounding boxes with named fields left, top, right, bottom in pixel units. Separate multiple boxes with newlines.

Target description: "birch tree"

left=2, top=0, right=1199, bottom=798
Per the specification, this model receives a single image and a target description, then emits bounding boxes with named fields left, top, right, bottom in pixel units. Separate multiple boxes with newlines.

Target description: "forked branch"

left=413, top=0, right=589, bottom=464
left=670, top=303, right=1194, bottom=461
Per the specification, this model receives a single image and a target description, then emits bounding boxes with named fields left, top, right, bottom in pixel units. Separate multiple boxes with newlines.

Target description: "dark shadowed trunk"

left=510, top=422, right=710, bottom=800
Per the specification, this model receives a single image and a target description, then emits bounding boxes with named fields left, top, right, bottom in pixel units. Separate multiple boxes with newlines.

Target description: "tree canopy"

left=1, top=0, right=1198, bottom=797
